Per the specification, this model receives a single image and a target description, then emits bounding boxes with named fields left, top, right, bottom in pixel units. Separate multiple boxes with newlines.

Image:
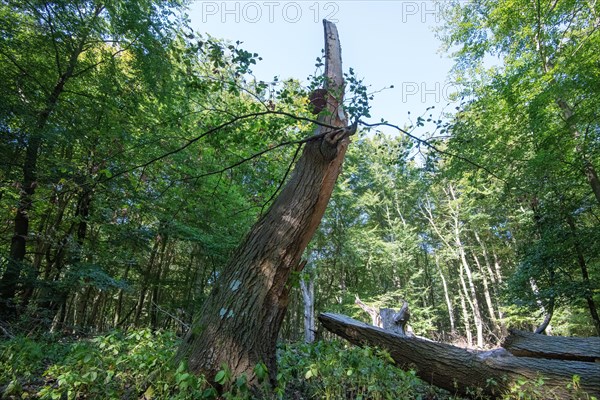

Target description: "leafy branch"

left=357, top=119, right=506, bottom=184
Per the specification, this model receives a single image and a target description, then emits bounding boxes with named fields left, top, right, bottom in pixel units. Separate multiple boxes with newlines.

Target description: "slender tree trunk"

left=534, top=297, right=554, bottom=334
left=87, top=291, right=102, bottom=332
left=0, top=135, right=42, bottom=316
left=151, top=241, right=173, bottom=330
left=421, top=198, right=474, bottom=343
left=75, top=287, right=92, bottom=330
left=474, top=232, right=505, bottom=326
left=435, top=256, right=455, bottom=333
left=0, top=24, right=97, bottom=317
left=457, top=270, right=473, bottom=347
left=37, top=188, right=91, bottom=323
left=566, top=214, right=600, bottom=335
left=20, top=202, right=55, bottom=309
left=134, top=233, right=164, bottom=326
left=492, top=251, right=503, bottom=284
left=472, top=251, right=499, bottom=337
left=96, top=294, right=108, bottom=331
left=474, top=232, right=496, bottom=284
left=113, top=264, right=131, bottom=327
left=150, top=265, right=164, bottom=330
left=300, top=271, right=316, bottom=343
left=176, top=20, right=354, bottom=387
left=530, top=278, right=554, bottom=334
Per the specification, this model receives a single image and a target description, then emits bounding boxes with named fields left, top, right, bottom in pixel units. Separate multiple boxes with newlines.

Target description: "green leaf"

left=176, top=372, right=190, bottom=384
left=214, top=370, right=226, bottom=384
left=202, top=388, right=218, bottom=399
left=176, top=361, right=186, bottom=374
left=253, top=362, right=268, bottom=381
left=144, top=386, right=154, bottom=399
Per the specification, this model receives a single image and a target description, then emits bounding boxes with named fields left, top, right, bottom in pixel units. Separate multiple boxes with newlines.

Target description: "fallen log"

left=503, top=329, right=600, bottom=362
left=319, top=312, right=600, bottom=398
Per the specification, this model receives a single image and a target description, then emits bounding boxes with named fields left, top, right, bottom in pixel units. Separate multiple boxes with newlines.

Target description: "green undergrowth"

left=275, top=341, right=450, bottom=399
left=0, top=330, right=449, bottom=399
left=1, top=329, right=210, bottom=399
left=0, top=329, right=594, bottom=399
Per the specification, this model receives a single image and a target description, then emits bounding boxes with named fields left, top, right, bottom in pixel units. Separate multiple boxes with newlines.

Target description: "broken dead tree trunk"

left=503, top=329, right=600, bottom=362
left=354, top=295, right=381, bottom=327
left=355, top=296, right=413, bottom=337
left=319, top=313, right=600, bottom=398
left=176, top=20, right=354, bottom=389
left=380, top=301, right=410, bottom=336
left=300, top=262, right=316, bottom=344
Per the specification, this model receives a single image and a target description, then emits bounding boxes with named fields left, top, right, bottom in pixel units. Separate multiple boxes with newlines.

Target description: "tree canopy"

left=0, top=0, right=599, bottom=398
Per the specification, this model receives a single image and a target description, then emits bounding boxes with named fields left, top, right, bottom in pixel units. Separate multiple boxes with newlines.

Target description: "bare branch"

left=98, top=110, right=351, bottom=187
left=261, top=143, right=303, bottom=214
left=358, top=120, right=505, bottom=182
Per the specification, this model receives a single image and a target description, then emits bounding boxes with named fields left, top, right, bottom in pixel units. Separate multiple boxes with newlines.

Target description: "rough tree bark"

left=530, top=278, right=554, bottom=334
left=176, top=20, right=354, bottom=387
left=319, top=313, right=600, bottom=398
left=502, top=329, right=600, bottom=362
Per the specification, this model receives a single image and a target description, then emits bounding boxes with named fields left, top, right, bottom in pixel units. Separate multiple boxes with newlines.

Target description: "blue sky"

left=187, top=1, right=459, bottom=132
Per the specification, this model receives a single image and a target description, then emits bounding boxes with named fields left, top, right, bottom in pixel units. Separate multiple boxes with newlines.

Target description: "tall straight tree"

left=0, top=0, right=184, bottom=317
left=440, top=0, right=600, bottom=334
left=176, top=20, right=355, bottom=386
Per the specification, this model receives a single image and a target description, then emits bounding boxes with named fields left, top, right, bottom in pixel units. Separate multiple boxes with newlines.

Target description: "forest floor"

left=1, top=327, right=580, bottom=399
left=0, top=327, right=466, bottom=399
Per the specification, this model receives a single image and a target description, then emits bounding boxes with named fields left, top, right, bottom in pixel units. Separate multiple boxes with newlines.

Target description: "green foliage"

left=3, top=332, right=597, bottom=400
left=275, top=340, right=449, bottom=400
left=430, top=0, right=600, bottom=336
left=36, top=329, right=208, bottom=399
left=0, top=334, right=66, bottom=391
left=4, top=333, right=448, bottom=399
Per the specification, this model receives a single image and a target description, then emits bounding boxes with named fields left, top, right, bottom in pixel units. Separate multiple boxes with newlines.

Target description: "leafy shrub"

left=37, top=329, right=210, bottom=399
left=3, top=331, right=594, bottom=400
left=0, top=333, right=67, bottom=397
left=275, top=340, right=448, bottom=400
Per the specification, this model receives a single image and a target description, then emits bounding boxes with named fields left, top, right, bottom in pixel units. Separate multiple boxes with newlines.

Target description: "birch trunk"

left=435, top=256, right=455, bottom=333
left=448, top=185, right=483, bottom=347
left=300, top=273, right=315, bottom=343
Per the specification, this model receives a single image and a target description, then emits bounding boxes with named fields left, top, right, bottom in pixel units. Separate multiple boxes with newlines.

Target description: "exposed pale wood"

left=380, top=302, right=410, bottom=336
left=503, top=329, right=600, bottom=362
left=354, top=295, right=382, bottom=327
left=319, top=312, right=600, bottom=398
left=300, top=266, right=316, bottom=343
